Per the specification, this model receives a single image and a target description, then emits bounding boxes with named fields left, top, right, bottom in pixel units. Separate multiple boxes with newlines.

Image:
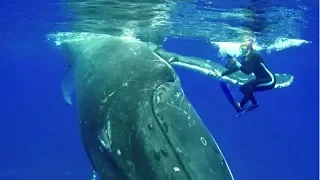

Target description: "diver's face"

left=240, top=45, right=248, bottom=56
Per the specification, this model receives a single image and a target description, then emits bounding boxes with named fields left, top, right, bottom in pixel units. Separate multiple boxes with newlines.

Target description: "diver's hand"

left=231, top=58, right=237, bottom=63
left=209, top=69, right=222, bottom=78
left=231, top=58, right=241, bottom=68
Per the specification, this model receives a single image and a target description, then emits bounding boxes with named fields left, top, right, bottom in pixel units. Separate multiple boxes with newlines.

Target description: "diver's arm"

left=219, top=57, right=241, bottom=77
left=221, top=68, right=238, bottom=77
left=239, top=61, right=253, bottom=74
left=239, top=53, right=261, bottom=74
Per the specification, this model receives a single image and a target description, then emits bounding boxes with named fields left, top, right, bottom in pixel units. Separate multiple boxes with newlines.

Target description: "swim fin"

left=236, top=104, right=259, bottom=117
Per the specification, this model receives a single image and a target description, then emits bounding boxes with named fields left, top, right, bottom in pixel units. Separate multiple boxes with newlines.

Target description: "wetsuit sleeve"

left=239, top=53, right=261, bottom=74
left=221, top=68, right=238, bottom=77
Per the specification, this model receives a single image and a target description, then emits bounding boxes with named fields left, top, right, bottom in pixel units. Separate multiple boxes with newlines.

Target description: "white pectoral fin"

left=61, top=63, right=75, bottom=105
left=274, top=73, right=294, bottom=88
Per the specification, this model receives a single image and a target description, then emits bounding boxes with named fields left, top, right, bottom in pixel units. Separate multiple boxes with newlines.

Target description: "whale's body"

left=61, top=35, right=234, bottom=180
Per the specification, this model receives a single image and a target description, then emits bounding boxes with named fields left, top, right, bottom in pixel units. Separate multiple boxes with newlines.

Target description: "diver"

left=214, top=40, right=276, bottom=112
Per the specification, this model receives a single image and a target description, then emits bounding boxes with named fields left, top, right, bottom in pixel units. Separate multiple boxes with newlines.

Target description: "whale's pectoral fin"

left=147, top=42, right=160, bottom=52
left=61, top=63, right=75, bottom=105
left=274, top=73, right=294, bottom=88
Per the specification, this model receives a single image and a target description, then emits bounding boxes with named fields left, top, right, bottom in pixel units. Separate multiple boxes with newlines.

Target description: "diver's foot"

left=236, top=102, right=243, bottom=112
left=244, top=103, right=259, bottom=112
left=236, top=103, right=259, bottom=117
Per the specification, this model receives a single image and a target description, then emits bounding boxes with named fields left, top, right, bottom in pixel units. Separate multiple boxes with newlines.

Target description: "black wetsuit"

left=221, top=51, right=276, bottom=108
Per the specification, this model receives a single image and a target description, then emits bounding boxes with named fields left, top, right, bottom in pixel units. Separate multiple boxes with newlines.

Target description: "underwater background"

left=0, top=0, right=319, bottom=180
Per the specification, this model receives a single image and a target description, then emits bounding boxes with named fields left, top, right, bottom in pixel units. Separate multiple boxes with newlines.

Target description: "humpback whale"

left=59, top=34, right=235, bottom=180
left=49, top=0, right=297, bottom=179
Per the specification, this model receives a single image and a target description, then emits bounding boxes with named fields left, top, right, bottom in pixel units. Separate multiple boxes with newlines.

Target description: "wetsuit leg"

left=239, top=81, right=257, bottom=108
left=239, top=78, right=275, bottom=108
left=239, top=92, right=257, bottom=108
left=254, top=80, right=276, bottom=92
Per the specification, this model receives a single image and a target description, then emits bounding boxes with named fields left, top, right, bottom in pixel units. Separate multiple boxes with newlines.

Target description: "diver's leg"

left=248, top=93, right=258, bottom=105
left=254, top=79, right=276, bottom=92
left=239, top=81, right=255, bottom=108
left=239, top=93, right=251, bottom=108
left=249, top=78, right=275, bottom=107
left=249, top=94, right=258, bottom=106
left=239, top=92, right=258, bottom=108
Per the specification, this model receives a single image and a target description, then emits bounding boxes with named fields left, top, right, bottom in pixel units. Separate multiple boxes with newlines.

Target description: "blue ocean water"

left=0, top=0, right=318, bottom=180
